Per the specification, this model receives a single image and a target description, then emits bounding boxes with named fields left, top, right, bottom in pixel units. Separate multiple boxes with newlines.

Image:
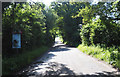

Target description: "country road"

left=19, top=37, right=120, bottom=76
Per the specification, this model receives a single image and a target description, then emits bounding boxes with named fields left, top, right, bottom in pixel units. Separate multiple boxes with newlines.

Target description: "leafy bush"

left=80, top=24, right=91, bottom=45
left=2, top=2, right=57, bottom=75
left=2, top=2, right=56, bottom=56
left=80, top=18, right=120, bottom=47
left=78, top=44, right=120, bottom=70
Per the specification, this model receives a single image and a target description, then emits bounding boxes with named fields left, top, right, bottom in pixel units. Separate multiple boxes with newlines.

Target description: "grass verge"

left=77, top=44, right=120, bottom=70
left=2, top=46, right=50, bottom=75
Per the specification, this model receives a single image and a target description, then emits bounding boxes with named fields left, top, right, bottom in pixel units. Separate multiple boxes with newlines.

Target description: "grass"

left=77, top=44, right=120, bottom=70
left=2, top=46, right=50, bottom=75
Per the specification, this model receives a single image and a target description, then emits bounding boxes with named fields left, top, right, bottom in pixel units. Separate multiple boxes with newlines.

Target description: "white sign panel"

left=12, top=34, right=21, bottom=48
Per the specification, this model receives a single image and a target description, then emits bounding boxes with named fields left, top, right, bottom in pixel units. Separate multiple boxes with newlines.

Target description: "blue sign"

left=12, top=34, right=21, bottom=48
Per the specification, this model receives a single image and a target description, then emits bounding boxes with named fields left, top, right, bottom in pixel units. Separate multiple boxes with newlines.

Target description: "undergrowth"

left=2, top=46, right=49, bottom=75
left=78, top=44, right=120, bottom=70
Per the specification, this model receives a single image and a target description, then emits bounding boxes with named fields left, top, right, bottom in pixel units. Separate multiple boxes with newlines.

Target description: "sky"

left=27, top=0, right=55, bottom=6
left=27, top=0, right=99, bottom=6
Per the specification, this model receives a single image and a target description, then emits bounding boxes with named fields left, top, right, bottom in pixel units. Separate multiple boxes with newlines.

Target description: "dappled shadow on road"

left=39, top=48, right=70, bottom=62
left=38, top=70, right=120, bottom=77
left=42, top=62, right=75, bottom=76
left=51, top=47, right=70, bottom=52
left=55, top=41, right=63, bottom=44
left=18, top=46, right=73, bottom=76
left=19, top=62, right=75, bottom=76
left=73, top=70, right=120, bottom=77
left=94, top=71, right=119, bottom=77
left=50, top=43, right=71, bottom=52
left=17, top=38, right=120, bottom=77
left=53, top=44, right=68, bottom=48
left=54, top=41, right=79, bottom=48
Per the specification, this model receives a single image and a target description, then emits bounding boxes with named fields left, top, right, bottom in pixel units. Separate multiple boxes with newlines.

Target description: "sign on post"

left=12, top=34, right=21, bottom=48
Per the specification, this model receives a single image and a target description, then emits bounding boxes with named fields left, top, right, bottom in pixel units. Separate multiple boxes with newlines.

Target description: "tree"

left=75, top=1, right=120, bottom=46
left=51, top=2, right=83, bottom=46
left=2, top=2, right=56, bottom=56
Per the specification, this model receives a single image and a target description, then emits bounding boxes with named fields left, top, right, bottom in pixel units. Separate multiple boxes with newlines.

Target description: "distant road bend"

left=19, top=37, right=120, bottom=76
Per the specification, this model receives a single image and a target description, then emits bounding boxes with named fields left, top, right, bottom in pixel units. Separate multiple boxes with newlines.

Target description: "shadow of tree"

left=51, top=47, right=70, bottom=52
left=44, top=62, right=75, bottom=76
left=52, top=44, right=68, bottom=48
left=18, top=62, right=75, bottom=76
left=16, top=40, right=120, bottom=77
left=74, top=71, right=120, bottom=77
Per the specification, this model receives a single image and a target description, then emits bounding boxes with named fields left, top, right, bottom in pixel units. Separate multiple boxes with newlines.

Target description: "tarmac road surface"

left=19, top=37, right=120, bottom=76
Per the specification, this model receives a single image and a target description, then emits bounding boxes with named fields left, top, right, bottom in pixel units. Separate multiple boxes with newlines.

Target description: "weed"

left=77, top=44, right=120, bottom=70
left=2, top=46, right=49, bottom=75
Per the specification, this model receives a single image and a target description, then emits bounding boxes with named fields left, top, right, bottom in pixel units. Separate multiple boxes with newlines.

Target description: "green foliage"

left=77, top=1, right=120, bottom=70
left=78, top=44, right=120, bottom=69
left=74, top=1, right=120, bottom=46
left=2, top=46, right=49, bottom=75
left=2, top=2, right=57, bottom=56
left=80, top=17, right=120, bottom=47
left=2, top=1, right=120, bottom=74
left=74, top=2, right=94, bottom=24
left=44, top=8, right=58, bottom=44
left=80, top=24, right=91, bottom=45
left=2, top=2, right=58, bottom=75
left=52, top=2, right=82, bottom=46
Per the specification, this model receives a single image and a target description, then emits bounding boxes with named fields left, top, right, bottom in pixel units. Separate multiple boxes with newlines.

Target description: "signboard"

left=12, top=34, right=21, bottom=48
